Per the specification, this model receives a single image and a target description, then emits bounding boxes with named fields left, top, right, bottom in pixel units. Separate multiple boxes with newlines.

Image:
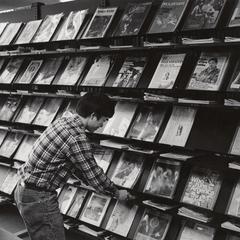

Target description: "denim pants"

left=14, top=182, right=65, bottom=240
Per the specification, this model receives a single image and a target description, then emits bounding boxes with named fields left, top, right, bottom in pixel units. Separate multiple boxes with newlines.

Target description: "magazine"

left=80, top=192, right=111, bottom=226
left=229, top=125, right=240, bottom=155
left=133, top=209, right=171, bottom=240
left=54, top=56, right=88, bottom=85
left=102, top=102, right=137, bottom=137
left=15, top=20, right=42, bottom=44
left=15, top=60, right=43, bottom=84
left=32, top=13, right=64, bottom=43
left=148, top=0, right=189, bottom=34
left=127, top=105, right=167, bottom=142
left=110, top=152, right=144, bottom=188
left=60, top=99, right=79, bottom=118
left=183, top=0, right=227, bottom=30
left=227, top=178, right=240, bottom=217
left=114, top=2, right=152, bottom=36
left=0, top=129, right=7, bottom=147
left=0, top=58, right=24, bottom=84
left=148, top=53, right=186, bottom=89
left=56, top=10, right=88, bottom=41
left=181, top=167, right=222, bottom=210
left=0, top=22, right=22, bottom=45
left=227, top=59, right=240, bottom=90
left=106, top=200, right=138, bottom=237
left=187, top=52, right=230, bottom=91
left=228, top=0, right=240, bottom=27
left=0, top=22, right=8, bottom=37
left=111, top=56, right=147, bottom=88
left=82, top=7, right=117, bottom=39
left=14, top=97, right=44, bottom=124
left=144, top=158, right=181, bottom=198
left=159, top=106, right=197, bottom=147
left=0, top=169, right=20, bottom=195
left=93, top=148, right=114, bottom=173
left=33, top=57, right=63, bottom=85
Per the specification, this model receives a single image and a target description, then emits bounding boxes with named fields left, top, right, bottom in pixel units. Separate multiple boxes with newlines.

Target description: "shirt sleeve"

left=67, top=133, right=118, bottom=195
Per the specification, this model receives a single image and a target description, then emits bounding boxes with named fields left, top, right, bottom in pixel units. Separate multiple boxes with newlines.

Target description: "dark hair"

left=76, top=92, right=115, bottom=118
left=208, top=57, right=218, bottom=64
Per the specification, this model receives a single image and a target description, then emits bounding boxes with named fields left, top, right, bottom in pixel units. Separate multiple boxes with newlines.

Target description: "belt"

left=23, top=182, right=55, bottom=193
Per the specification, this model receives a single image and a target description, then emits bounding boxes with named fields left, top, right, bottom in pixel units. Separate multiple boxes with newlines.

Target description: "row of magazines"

left=1, top=51, right=240, bottom=92
left=2, top=0, right=240, bottom=46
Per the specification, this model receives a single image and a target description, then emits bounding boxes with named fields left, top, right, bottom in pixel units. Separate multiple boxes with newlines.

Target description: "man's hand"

left=116, top=189, right=135, bottom=201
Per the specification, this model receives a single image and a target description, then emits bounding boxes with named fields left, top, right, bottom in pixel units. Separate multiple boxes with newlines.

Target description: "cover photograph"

left=79, top=192, right=111, bottom=226
left=159, top=106, right=197, bottom=147
left=227, top=178, right=240, bottom=217
left=127, top=105, right=167, bottom=142
left=110, top=56, right=147, bottom=88
left=15, top=20, right=42, bottom=44
left=228, top=0, right=240, bottom=27
left=33, top=57, right=63, bottom=85
left=181, top=167, right=222, bottom=210
left=105, top=200, right=138, bottom=237
left=32, top=13, right=64, bottom=43
left=14, top=97, right=45, bottom=124
left=186, top=52, right=230, bottom=91
left=148, top=53, right=186, bottom=89
left=144, top=158, right=181, bottom=199
left=82, top=7, right=117, bottom=39
left=183, top=0, right=226, bottom=30
left=0, top=169, right=20, bottom=195
left=148, top=0, right=189, bottom=34
left=93, top=148, right=114, bottom=173
left=114, top=2, right=152, bottom=36
left=56, top=10, right=88, bottom=41
left=133, top=209, right=172, bottom=240
left=53, top=56, right=88, bottom=86
left=110, top=152, right=144, bottom=189
left=0, top=58, right=24, bottom=84
left=0, top=22, right=22, bottom=45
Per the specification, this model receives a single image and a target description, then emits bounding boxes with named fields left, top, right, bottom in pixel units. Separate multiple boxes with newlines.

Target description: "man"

left=14, top=93, right=132, bottom=240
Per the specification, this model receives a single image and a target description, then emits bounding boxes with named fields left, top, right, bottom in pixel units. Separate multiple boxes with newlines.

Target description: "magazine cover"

left=178, top=222, right=215, bottom=240
left=0, top=22, right=22, bottom=45
left=114, top=2, right=152, bottom=36
left=93, top=148, right=114, bottom=173
left=80, top=192, right=111, bottom=226
left=228, top=0, right=240, bottom=27
left=106, top=200, right=138, bottom=237
left=227, top=178, right=240, bottom=217
left=187, top=52, right=230, bottom=91
left=0, top=59, right=5, bottom=72
left=127, top=105, right=167, bottom=142
left=110, top=152, right=144, bottom=188
left=0, top=129, right=7, bottom=147
left=159, top=106, right=197, bottom=147
left=81, top=55, right=114, bottom=86
left=111, top=56, right=147, bottom=88
left=148, top=0, right=189, bottom=34
left=15, top=60, right=43, bottom=84
left=227, top=60, right=240, bottom=91
left=229, top=125, right=240, bottom=155
left=58, top=185, right=78, bottom=214
left=66, top=188, right=88, bottom=218
left=144, top=159, right=181, bottom=199
left=56, top=10, right=88, bottom=41
left=148, top=53, right=186, bottom=89
left=32, top=13, right=63, bottom=43
left=82, top=7, right=117, bottom=39
left=32, top=98, right=63, bottom=126
left=15, top=20, right=42, bottom=44
left=0, top=95, right=22, bottom=121
left=0, top=22, right=8, bottom=37
left=182, top=167, right=222, bottom=210
left=183, top=0, right=226, bottom=30
left=14, top=97, right=44, bottom=124
left=13, top=135, right=38, bottom=162
left=0, top=132, right=24, bottom=159
left=0, top=58, right=24, bottom=84
left=0, top=169, right=20, bottom=195
left=102, top=102, right=137, bottom=137
left=133, top=209, right=172, bottom=240
left=54, top=56, right=88, bottom=85
left=33, top=57, right=63, bottom=85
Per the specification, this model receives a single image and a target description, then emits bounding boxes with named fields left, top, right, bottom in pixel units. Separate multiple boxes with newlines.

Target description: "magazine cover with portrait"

left=82, top=8, right=117, bottom=39
left=144, top=158, right=181, bottom=199
left=133, top=209, right=172, bottom=240
left=228, top=0, right=240, bottom=27
left=110, top=152, right=144, bottom=189
left=114, top=2, right=152, bottom=36
left=127, top=105, right=167, bottom=142
left=181, top=167, right=222, bottom=210
left=106, top=200, right=138, bottom=237
left=183, top=0, right=226, bottom=30
left=148, top=0, right=189, bottom=34
left=227, top=178, right=240, bottom=218
left=0, top=22, right=22, bottom=45
left=187, top=52, right=230, bottom=91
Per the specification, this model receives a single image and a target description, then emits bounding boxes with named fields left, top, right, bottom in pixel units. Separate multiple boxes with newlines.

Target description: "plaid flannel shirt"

left=18, top=114, right=117, bottom=195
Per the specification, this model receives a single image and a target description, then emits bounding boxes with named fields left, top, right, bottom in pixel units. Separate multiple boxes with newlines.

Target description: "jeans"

left=14, top=182, right=65, bottom=240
